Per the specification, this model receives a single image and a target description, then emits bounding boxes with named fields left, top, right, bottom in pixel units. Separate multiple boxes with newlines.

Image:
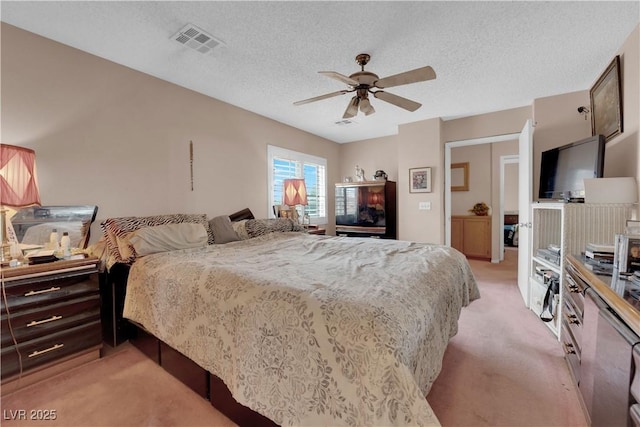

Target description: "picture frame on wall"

left=590, top=55, right=623, bottom=142
left=409, top=167, right=432, bottom=193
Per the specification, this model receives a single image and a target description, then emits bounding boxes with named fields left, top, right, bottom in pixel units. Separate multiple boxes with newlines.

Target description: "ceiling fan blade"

left=373, top=91, right=422, bottom=112
left=293, top=90, right=350, bottom=106
left=319, top=71, right=359, bottom=87
left=343, top=96, right=360, bottom=119
left=374, top=66, right=436, bottom=89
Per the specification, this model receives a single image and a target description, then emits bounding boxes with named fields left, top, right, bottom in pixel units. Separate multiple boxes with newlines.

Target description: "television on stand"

left=538, top=134, right=605, bottom=203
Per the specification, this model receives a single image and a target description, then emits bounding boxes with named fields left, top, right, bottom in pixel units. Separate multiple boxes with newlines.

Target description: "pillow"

left=128, top=223, right=208, bottom=256
left=231, top=220, right=250, bottom=240
left=209, top=215, right=240, bottom=244
left=243, top=218, right=305, bottom=239
left=101, top=213, right=213, bottom=266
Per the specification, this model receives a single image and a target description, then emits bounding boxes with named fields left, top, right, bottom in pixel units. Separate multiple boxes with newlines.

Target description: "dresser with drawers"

left=1, top=257, right=102, bottom=393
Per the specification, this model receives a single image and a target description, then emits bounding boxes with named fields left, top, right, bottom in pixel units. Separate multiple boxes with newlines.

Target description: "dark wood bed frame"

left=129, top=323, right=277, bottom=426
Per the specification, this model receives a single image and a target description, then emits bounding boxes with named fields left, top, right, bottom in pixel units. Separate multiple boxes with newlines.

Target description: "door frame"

left=499, top=155, right=520, bottom=261
left=444, top=132, right=521, bottom=251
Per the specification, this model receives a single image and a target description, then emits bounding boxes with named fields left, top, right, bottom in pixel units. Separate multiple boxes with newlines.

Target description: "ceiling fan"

left=294, top=53, right=436, bottom=119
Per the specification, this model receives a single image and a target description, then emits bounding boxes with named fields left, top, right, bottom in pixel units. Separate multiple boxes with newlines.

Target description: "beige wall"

left=338, top=136, right=398, bottom=183
left=397, top=119, right=444, bottom=243
left=1, top=23, right=341, bottom=240
left=607, top=25, right=639, bottom=182
left=3, top=22, right=638, bottom=249
left=532, top=25, right=640, bottom=200
left=531, top=90, right=592, bottom=200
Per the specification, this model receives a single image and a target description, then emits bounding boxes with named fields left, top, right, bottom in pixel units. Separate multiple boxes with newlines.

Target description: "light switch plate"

left=419, top=202, right=431, bottom=210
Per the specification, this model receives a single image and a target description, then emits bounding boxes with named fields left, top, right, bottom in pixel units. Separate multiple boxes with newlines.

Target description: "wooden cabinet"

left=451, top=215, right=491, bottom=260
left=1, top=257, right=102, bottom=393
left=335, top=181, right=397, bottom=239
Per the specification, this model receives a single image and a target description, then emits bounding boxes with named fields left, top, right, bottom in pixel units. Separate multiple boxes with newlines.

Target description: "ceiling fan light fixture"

left=359, top=98, right=375, bottom=116
left=343, top=96, right=360, bottom=119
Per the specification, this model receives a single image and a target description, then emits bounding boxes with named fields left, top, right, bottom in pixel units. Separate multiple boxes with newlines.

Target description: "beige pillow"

left=209, top=215, right=240, bottom=244
left=128, top=223, right=208, bottom=257
left=231, top=220, right=250, bottom=240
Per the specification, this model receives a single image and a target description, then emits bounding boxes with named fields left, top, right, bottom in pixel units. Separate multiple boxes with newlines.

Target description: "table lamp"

left=0, top=144, right=41, bottom=263
left=283, top=178, right=308, bottom=224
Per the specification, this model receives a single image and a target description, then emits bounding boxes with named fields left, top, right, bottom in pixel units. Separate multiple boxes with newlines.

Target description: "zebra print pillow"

left=242, top=218, right=305, bottom=239
left=101, top=213, right=213, bottom=266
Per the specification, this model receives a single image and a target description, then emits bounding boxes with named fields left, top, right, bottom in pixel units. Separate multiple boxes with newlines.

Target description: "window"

left=268, top=145, right=327, bottom=224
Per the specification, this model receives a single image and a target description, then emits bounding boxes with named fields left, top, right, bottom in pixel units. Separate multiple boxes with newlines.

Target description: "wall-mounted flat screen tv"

left=538, top=134, right=605, bottom=202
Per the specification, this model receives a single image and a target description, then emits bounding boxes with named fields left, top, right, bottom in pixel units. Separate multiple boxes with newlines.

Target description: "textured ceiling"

left=2, top=1, right=639, bottom=143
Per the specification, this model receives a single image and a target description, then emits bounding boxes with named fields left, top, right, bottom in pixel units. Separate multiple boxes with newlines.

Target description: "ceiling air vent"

left=172, top=24, right=224, bottom=55
left=334, top=119, right=358, bottom=126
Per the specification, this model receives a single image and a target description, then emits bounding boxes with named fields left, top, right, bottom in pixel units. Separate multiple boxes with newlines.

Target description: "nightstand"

left=1, top=257, right=102, bottom=394
left=305, top=225, right=326, bottom=235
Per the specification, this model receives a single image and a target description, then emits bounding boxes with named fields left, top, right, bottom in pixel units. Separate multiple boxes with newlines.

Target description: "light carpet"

left=2, top=248, right=587, bottom=426
left=428, top=249, right=587, bottom=426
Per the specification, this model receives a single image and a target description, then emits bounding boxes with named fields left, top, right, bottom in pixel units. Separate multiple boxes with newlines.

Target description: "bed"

left=100, top=214, right=479, bottom=426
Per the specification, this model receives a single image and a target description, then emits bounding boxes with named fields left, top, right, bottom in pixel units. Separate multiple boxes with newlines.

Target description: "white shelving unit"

left=529, top=202, right=635, bottom=338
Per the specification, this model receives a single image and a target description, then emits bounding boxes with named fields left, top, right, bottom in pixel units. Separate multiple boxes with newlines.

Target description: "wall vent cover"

left=172, top=24, right=224, bottom=55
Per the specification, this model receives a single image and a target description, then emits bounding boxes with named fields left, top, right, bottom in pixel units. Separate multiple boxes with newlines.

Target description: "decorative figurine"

left=355, top=165, right=365, bottom=182
left=373, top=170, right=388, bottom=181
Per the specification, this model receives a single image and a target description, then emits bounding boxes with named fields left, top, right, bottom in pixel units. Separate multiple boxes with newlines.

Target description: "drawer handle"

left=562, top=342, right=576, bottom=355
left=28, top=343, right=64, bottom=358
left=27, top=315, right=63, bottom=327
left=24, top=287, right=61, bottom=297
left=565, top=314, right=581, bottom=325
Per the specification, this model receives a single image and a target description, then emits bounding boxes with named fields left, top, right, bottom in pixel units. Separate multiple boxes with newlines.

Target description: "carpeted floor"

left=428, top=248, right=587, bottom=426
left=1, top=343, right=235, bottom=427
left=1, top=248, right=587, bottom=426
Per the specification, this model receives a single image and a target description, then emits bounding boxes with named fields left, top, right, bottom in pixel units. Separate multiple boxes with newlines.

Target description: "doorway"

left=444, top=132, right=521, bottom=266
left=500, top=155, right=519, bottom=262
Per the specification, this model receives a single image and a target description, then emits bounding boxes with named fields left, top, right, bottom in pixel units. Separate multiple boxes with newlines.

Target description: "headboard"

left=228, top=208, right=254, bottom=222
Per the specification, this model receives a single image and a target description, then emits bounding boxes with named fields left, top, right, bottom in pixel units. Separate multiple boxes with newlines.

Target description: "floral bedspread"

left=123, top=232, right=479, bottom=426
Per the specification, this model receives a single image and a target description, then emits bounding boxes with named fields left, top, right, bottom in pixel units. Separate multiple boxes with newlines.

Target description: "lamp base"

left=1, top=209, right=14, bottom=265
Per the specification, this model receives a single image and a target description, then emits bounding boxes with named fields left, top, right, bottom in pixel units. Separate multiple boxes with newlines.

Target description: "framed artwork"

left=451, top=162, right=469, bottom=192
left=409, top=167, right=432, bottom=193
left=590, top=55, right=623, bottom=142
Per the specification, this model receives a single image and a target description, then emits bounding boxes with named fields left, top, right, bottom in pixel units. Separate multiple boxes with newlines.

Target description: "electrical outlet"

left=418, top=202, right=431, bottom=210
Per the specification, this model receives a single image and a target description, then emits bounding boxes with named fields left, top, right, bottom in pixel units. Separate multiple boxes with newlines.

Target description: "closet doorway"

left=500, top=155, right=520, bottom=262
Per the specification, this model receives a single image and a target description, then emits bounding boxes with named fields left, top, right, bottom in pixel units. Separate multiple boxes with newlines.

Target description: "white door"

left=517, top=120, right=533, bottom=305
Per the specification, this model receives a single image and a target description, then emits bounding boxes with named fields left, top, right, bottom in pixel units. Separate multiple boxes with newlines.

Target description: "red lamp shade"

left=0, top=144, right=41, bottom=208
left=283, top=179, right=308, bottom=206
